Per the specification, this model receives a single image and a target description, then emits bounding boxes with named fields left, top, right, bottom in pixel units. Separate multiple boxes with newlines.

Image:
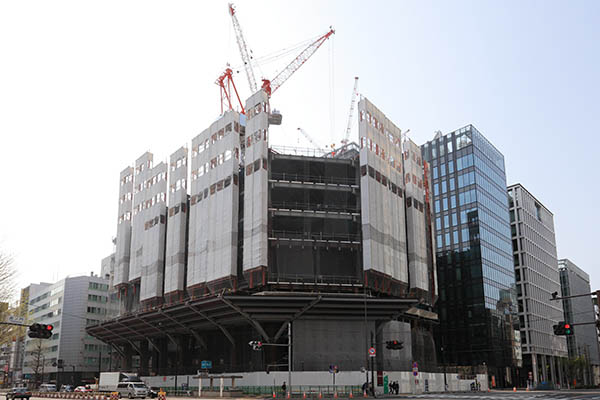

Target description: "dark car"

left=7, top=388, right=32, bottom=400
left=148, top=387, right=159, bottom=398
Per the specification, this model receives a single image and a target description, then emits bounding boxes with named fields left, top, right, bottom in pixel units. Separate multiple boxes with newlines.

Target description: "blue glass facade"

left=422, top=125, right=520, bottom=387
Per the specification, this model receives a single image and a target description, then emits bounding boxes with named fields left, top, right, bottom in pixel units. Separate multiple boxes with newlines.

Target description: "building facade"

left=559, top=258, right=600, bottom=385
left=23, top=275, right=116, bottom=387
left=88, top=93, right=439, bottom=378
left=508, top=183, right=567, bottom=387
left=422, top=125, right=520, bottom=388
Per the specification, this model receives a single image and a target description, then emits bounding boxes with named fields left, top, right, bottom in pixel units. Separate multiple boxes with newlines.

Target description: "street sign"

left=6, top=316, right=24, bottom=324
left=368, top=347, right=376, bottom=357
left=201, top=360, right=212, bottom=369
left=412, top=361, right=419, bottom=377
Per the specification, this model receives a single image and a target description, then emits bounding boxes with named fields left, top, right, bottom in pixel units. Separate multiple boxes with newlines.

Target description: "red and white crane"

left=261, top=28, right=335, bottom=97
left=228, top=3, right=258, bottom=93
left=215, top=66, right=245, bottom=115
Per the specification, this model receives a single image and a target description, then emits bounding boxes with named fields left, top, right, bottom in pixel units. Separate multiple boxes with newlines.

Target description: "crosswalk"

left=403, top=393, right=600, bottom=400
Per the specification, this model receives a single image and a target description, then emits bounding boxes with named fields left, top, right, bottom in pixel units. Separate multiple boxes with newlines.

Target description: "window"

left=361, top=165, right=367, bottom=176
left=440, top=164, right=446, bottom=177
left=434, top=183, right=439, bottom=196
left=434, top=200, right=440, bottom=213
left=442, top=197, right=448, bottom=211
left=435, top=217, right=441, bottom=230
left=449, top=178, right=455, bottom=191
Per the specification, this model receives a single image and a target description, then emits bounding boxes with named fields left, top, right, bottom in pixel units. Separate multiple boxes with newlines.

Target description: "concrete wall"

left=188, top=111, right=242, bottom=291
left=130, top=153, right=154, bottom=283
left=164, top=147, right=188, bottom=297
left=242, top=91, right=269, bottom=276
left=140, top=161, right=168, bottom=302
left=114, top=167, right=133, bottom=287
left=357, top=98, right=407, bottom=284
left=293, top=319, right=376, bottom=372
left=141, top=371, right=488, bottom=394
left=402, top=139, right=429, bottom=291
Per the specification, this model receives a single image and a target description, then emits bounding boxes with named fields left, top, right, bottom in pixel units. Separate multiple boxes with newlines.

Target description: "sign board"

left=368, top=347, right=376, bottom=357
left=6, top=315, right=24, bottom=324
left=528, top=371, right=533, bottom=379
left=201, top=360, right=212, bottom=369
left=377, top=371, right=383, bottom=386
left=412, top=361, right=419, bottom=377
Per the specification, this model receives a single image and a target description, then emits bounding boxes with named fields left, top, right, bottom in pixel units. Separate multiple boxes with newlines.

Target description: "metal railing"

left=271, top=172, right=357, bottom=186
left=270, top=230, right=361, bottom=242
left=270, top=201, right=359, bottom=214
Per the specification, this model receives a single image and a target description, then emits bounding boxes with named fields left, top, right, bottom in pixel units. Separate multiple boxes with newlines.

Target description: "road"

left=389, top=390, right=600, bottom=399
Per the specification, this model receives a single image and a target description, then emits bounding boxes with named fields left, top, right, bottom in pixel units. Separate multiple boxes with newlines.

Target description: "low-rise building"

left=23, top=274, right=117, bottom=387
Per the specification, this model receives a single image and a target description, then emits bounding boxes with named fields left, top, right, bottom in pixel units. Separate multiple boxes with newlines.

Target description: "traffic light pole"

left=370, top=331, right=375, bottom=397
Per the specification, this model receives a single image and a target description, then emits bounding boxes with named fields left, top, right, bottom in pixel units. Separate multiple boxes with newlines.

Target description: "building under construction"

left=88, top=91, right=439, bottom=376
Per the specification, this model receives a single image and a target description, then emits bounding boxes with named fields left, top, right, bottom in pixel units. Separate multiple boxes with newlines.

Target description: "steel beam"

left=273, top=295, right=322, bottom=342
left=185, top=302, right=236, bottom=346
left=219, top=294, right=270, bottom=342
left=159, top=309, right=207, bottom=349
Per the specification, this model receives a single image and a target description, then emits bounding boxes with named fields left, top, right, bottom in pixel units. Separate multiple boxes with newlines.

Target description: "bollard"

left=513, top=387, right=516, bottom=392
left=349, top=390, right=353, bottom=398
left=363, top=390, right=368, bottom=398
left=318, top=391, right=322, bottom=399
left=302, top=392, right=306, bottom=399
left=334, top=392, right=338, bottom=398
left=272, top=390, right=276, bottom=398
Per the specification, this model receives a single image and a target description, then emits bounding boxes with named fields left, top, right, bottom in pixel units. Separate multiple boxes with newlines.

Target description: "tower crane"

left=261, top=28, right=335, bottom=97
left=216, top=66, right=245, bottom=115
left=341, top=77, right=359, bottom=145
left=297, top=128, right=328, bottom=152
left=228, top=3, right=258, bottom=93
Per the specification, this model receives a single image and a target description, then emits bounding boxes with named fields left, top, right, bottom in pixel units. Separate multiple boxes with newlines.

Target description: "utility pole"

left=288, top=322, right=292, bottom=394
left=363, top=286, right=369, bottom=391
left=370, top=331, right=375, bottom=396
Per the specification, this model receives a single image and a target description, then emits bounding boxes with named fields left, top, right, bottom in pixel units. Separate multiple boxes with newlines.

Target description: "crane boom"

left=297, top=128, right=325, bottom=151
left=228, top=3, right=258, bottom=93
left=262, top=28, right=335, bottom=97
left=342, top=77, right=359, bottom=144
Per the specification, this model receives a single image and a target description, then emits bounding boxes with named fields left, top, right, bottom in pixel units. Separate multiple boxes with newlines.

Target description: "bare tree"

left=0, top=250, right=17, bottom=348
left=31, top=338, right=45, bottom=387
left=0, top=250, right=16, bottom=303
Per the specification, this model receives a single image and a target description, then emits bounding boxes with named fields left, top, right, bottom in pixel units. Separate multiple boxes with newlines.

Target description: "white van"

left=39, top=384, right=57, bottom=392
left=116, top=382, right=147, bottom=399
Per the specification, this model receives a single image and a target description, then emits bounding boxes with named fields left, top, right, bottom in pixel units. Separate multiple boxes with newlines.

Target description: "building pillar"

left=541, top=354, right=548, bottom=382
left=549, top=356, right=556, bottom=385
left=139, top=340, right=149, bottom=376
left=122, top=343, right=133, bottom=371
left=532, top=353, right=539, bottom=386
left=158, top=338, right=168, bottom=375
left=557, top=358, right=564, bottom=388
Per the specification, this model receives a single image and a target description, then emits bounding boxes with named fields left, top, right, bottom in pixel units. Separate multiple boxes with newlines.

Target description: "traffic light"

left=28, top=323, right=53, bottom=339
left=385, top=340, right=404, bottom=350
left=553, top=321, right=574, bottom=336
left=248, top=340, right=263, bottom=350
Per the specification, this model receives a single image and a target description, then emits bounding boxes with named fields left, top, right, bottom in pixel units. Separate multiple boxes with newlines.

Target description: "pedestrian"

left=282, top=381, right=287, bottom=394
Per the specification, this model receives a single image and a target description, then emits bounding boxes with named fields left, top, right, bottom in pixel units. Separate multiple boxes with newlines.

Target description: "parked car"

left=74, top=386, right=93, bottom=392
left=60, top=385, right=74, bottom=392
left=116, top=382, right=148, bottom=399
left=7, top=388, right=32, bottom=400
left=39, top=384, right=57, bottom=392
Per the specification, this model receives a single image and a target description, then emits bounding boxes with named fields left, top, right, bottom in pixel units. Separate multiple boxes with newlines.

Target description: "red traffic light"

left=564, top=324, right=571, bottom=329
left=46, top=325, right=53, bottom=330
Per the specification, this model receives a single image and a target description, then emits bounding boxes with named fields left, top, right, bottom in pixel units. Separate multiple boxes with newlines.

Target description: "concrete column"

left=158, top=338, right=168, bottom=374
left=532, top=353, right=539, bottom=386
left=122, top=343, right=133, bottom=371
left=139, top=340, right=149, bottom=376
left=541, top=355, right=548, bottom=382
left=557, top=358, right=564, bottom=388
left=549, top=356, right=556, bottom=385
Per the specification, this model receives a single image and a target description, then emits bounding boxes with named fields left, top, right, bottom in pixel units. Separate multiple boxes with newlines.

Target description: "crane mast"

left=228, top=3, right=258, bottom=93
left=342, top=77, right=359, bottom=144
left=262, top=28, right=335, bottom=97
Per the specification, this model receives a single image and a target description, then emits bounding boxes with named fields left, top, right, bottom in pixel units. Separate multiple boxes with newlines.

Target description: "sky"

left=0, top=0, right=598, bottom=298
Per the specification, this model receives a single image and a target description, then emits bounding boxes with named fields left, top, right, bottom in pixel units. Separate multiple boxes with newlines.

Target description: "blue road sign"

left=201, top=360, right=212, bottom=369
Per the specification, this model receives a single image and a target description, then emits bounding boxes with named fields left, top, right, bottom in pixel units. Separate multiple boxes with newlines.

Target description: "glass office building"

left=422, top=125, right=520, bottom=387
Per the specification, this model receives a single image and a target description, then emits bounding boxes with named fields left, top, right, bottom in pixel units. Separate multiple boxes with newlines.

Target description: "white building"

left=23, top=274, right=116, bottom=387
left=508, top=183, right=567, bottom=387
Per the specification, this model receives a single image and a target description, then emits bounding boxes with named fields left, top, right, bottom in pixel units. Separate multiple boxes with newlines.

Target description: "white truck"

left=99, top=372, right=144, bottom=393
